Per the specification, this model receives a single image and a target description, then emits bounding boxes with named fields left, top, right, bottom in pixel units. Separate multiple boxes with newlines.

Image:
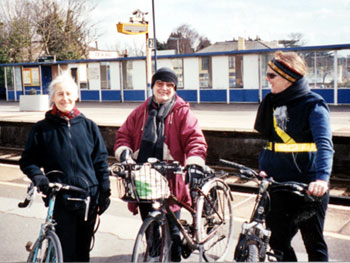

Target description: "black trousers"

left=53, top=207, right=97, bottom=262
left=266, top=191, right=329, bottom=262
left=139, top=203, right=182, bottom=262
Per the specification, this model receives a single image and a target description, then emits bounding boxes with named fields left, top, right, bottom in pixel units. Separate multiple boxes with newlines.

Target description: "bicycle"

left=18, top=170, right=90, bottom=263
left=110, top=159, right=234, bottom=262
left=219, top=159, right=322, bottom=262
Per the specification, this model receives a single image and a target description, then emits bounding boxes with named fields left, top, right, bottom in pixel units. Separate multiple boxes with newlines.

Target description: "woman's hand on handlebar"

left=308, top=180, right=328, bottom=197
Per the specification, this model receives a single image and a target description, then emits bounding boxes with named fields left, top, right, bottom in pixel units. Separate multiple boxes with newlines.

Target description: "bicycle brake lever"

left=18, top=185, right=37, bottom=208
left=84, top=196, right=90, bottom=221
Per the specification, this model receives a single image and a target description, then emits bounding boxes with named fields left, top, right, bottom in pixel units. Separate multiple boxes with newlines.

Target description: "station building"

left=1, top=40, right=350, bottom=105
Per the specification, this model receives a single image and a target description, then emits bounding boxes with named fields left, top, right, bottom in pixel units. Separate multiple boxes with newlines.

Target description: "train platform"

left=0, top=100, right=349, bottom=242
left=0, top=100, right=350, bottom=136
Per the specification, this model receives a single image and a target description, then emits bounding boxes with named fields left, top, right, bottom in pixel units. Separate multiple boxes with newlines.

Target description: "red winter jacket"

left=114, top=94, right=208, bottom=213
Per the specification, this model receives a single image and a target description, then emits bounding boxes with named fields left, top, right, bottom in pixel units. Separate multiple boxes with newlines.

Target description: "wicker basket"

left=118, top=163, right=171, bottom=202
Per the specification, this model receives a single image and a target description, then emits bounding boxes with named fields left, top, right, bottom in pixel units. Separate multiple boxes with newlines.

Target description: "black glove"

left=120, top=149, right=135, bottom=164
left=32, top=175, right=50, bottom=195
left=98, top=191, right=111, bottom=215
left=185, top=165, right=205, bottom=190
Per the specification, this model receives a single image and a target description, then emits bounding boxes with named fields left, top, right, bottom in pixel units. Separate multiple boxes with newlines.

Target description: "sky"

left=90, top=0, right=350, bottom=51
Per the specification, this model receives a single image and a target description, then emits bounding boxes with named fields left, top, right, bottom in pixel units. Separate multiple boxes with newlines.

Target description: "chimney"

left=238, top=37, right=245, bottom=50
left=95, top=41, right=98, bottom=50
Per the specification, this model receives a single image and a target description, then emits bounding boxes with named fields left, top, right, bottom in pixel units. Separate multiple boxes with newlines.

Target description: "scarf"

left=137, top=96, right=176, bottom=163
left=50, top=104, right=81, bottom=119
left=254, top=77, right=310, bottom=139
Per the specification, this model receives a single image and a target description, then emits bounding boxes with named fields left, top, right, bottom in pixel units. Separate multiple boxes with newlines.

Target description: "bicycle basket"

left=121, top=163, right=171, bottom=202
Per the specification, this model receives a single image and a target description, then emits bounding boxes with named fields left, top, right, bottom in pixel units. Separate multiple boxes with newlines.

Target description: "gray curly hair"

left=48, top=72, right=79, bottom=104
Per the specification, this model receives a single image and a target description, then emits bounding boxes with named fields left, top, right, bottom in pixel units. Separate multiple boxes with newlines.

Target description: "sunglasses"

left=266, top=72, right=278, bottom=79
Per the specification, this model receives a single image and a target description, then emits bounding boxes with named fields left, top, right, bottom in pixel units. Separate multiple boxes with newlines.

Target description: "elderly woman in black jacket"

left=20, top=72, right=111, bottom=262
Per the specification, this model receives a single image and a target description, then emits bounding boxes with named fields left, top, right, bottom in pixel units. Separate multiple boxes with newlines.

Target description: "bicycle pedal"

left=179, top=219, right=188, bottom=225
left=25, top=241, right=33, bottom=252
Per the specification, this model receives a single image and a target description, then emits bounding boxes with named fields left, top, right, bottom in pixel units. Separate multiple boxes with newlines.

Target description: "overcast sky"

left=90, top=0, right=350, bottom=50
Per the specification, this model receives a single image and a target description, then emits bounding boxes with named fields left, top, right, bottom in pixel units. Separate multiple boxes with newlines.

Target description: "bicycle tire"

left=27, top=230, right=63, bottom=263
left=247, top=244, right=259, bottom=262
left=196, top=178, right=234, bottom=262
left=132, top=213, right=171, bottom=262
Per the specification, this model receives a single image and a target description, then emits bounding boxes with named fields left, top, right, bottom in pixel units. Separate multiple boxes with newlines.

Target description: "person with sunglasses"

left=254, top=51, right=334, bottom=261
left=114, top=67, right=208, bottom=261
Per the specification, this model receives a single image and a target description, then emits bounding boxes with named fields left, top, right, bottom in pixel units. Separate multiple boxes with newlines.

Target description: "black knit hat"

left=151, top=67, right=178, bottom=90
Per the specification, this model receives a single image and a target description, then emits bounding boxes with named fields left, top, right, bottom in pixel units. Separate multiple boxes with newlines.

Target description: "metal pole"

left=4, top=67, right=8, bottom=101
left=146, top=32, right=152, bottom=98
left=314, top=52, right=317, bottom=89
left=152, top=0, right=157, bottom=71
left=334, top=50, right=338, bottom=105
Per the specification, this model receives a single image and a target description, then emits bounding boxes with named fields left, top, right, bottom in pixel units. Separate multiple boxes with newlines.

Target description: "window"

left=338, top=50, right=350, bottom=88
left=125, top=61, right=133, bottom=90
left=171, top=59, right=184, bottom=89
left=261, top=53, right=273, bottom=89
left=79, top=64, right=88, bottom=90
left=304, top=51, right=336, bottom=89
left=199, top=57, right=211, bottom=89
left=100, top=62, right=111, bottom=89
left=234, top=55, right=243, bottom=88
left=22, top=67, right=40, bottom=86
left=228, top=55, right=244, bottom=88
left=228, top=56, right=236, bottom=88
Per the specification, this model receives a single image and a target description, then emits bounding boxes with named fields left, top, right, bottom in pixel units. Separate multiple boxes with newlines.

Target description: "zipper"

left=66, top=118, right=72, bottom=139
left=64, top=117, right=75, bottom=174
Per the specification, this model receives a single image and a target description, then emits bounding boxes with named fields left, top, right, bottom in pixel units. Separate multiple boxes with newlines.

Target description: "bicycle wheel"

left=27, top=230, right=63, bottom=263
left=132, top=213, right=171, bottom=262
left=196, top=178, right=234, bottom=262
left=247, top=244, right=259, bottom=262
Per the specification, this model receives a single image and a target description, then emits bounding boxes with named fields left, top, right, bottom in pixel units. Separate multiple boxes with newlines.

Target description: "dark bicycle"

left=18, top=170, right=90, bottom=263
left=110, top=159, right=234, bottom=262
left=219, top=159, right=321, bottom=262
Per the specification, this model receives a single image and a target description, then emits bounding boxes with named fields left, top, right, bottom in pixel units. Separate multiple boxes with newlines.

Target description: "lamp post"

left=151, top=0, right=157, bottom=70
left=117, top=10, right=152, bottom=98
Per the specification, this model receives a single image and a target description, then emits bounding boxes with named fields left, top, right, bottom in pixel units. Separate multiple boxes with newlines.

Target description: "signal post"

left=117, top=10, right=152, bottom=98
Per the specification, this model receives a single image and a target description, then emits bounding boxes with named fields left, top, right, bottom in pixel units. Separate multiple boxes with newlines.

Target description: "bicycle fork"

left=235, top=221, right=271, bottom=261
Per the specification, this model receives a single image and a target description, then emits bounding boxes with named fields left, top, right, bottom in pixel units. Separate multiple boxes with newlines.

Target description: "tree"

left=0, top=0, right=97, bottom=62
left=167, top=24, right=200, bottom=54
left=0, top=0, right=36, bottom=62
left=196, top=36, right=211, bottom=52
left=33, top=0, right=96, bottom=60
left=279, top=32, right=307, bottom=48
left=0, top=23, right=11, bottom=63
left=155, top=39, right=168, bottom=51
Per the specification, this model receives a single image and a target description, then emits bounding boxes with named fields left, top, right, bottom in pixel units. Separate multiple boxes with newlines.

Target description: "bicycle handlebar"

left=18, top=183, right=36, bottom=208
left=219, top=159, right=321, bottom=202
left=18, top=182, right=88, bottom=208
left=110, top=160, right=184, bottom=178
left=219, top=159, right=258, bottom=179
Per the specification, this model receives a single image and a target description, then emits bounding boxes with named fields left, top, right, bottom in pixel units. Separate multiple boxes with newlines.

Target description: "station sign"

left=38, top=55, right=56, bottom=63
left=117, top=22, right=148, bottom=35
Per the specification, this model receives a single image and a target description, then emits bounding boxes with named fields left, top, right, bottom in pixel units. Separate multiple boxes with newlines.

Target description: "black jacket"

left=20, top=111, right=110, bottom=205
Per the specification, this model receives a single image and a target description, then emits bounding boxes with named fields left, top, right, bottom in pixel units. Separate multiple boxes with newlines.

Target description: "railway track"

left=1, top=147, right=349, bottom=206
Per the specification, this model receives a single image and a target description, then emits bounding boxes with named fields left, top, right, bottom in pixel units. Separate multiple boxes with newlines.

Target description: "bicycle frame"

left=19, top=178, right=90, bottom=263
left=146, top=178, right=231, bottom=253
left=220, top=159, right=317, bottom=262
left=111, top=160, right=234, bottom=262
left=235, top=179, right=272, bottom=262
left=30, top=192, right=58, bottom=261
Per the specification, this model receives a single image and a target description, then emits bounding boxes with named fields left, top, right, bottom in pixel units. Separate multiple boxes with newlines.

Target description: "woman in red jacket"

left=114, top=67, right=208, bottom=261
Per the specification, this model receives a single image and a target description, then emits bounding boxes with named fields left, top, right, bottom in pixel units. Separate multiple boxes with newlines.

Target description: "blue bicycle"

left=18, top=171, right=90, bottom=263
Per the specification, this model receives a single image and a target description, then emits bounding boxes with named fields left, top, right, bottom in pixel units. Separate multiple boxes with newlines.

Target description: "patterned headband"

left=268, top=58, right=303, bottom=82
